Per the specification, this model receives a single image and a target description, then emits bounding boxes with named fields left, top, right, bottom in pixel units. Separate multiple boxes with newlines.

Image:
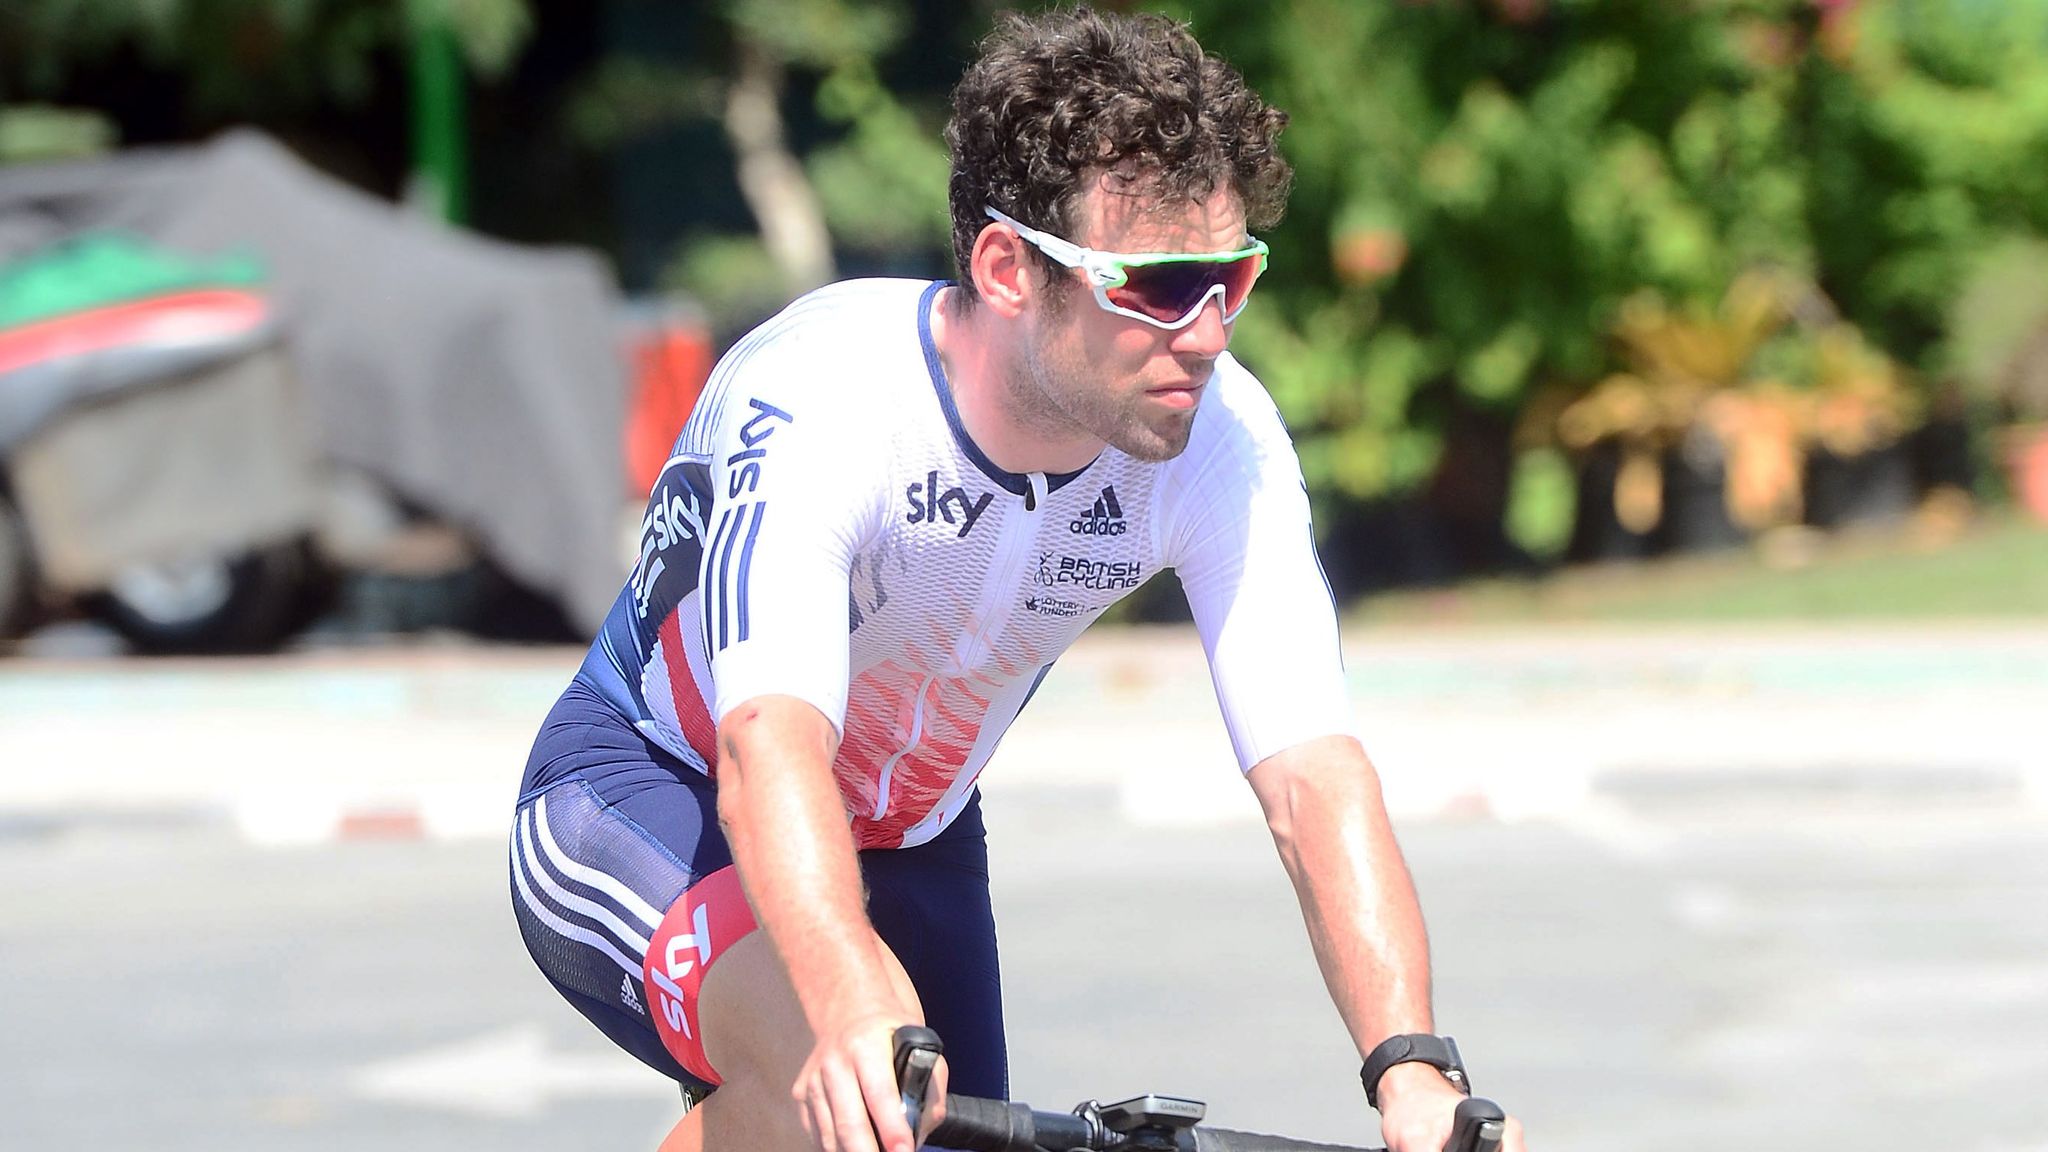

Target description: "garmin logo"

left=1070, top=485, right=1126, bottom=535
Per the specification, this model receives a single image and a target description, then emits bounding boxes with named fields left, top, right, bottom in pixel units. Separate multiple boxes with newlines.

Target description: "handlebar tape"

left=926, top=1095, right=1044, bottom=1151
left=1190, top=1126, right=1381, bottom=1151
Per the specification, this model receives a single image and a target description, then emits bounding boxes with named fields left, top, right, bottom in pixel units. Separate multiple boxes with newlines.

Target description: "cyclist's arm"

left=715, top=694, right=892, bottom=1014
left=692, top=330, right=924, bottom=1150
left=1248, top=741, right=1521, bottom=1152
left=1244, top=737, right=1438, bottom=1081
left=715, top=694, right=928, bottom=1150
left=1169, top=374, right=1500, bottom=1151
left=1168, top=368, right=1353, bottom=773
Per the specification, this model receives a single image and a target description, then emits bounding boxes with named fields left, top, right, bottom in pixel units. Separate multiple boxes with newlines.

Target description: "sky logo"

left=906, top=470, right=994, bottom=538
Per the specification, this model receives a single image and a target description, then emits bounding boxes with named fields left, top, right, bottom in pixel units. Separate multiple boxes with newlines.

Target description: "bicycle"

left=893, top=1027, right=1508, bottom=1152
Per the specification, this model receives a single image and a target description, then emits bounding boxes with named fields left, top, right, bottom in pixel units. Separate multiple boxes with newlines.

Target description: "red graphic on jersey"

left=644, top=865, right=759, bottom=1085
left=657, top=606, right=720, bottom=773
left=834, top=657, right=1002, bottom=849
left=829, top=618, right=1057, bottom=847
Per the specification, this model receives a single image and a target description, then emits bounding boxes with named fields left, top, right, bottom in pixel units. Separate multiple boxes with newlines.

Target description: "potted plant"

left=1554, top=272, right=1794, bottom=557
left=1552, top=270, right=1924, bottom=555
left=1781, top=324, right=1922, bottom=531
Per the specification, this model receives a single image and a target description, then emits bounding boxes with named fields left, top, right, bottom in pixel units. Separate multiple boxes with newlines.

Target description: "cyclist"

left=511, top=8, right=1526, bottom=1152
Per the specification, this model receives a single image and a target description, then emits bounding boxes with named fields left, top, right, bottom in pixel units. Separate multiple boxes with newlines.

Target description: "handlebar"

left=929, top=1091, right=1368, bottom=1151
left=895, top=1027, right=1508, bottom=1152
left=930, top=1093, right=1505, bottom=1152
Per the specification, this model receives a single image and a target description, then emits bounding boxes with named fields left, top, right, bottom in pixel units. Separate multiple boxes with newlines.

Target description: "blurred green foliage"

left=10, top=0, right=2048, bottom=530
left=1814, top=2, right=2048, bottom=375
left=706, top=0, right=952, bottom=259
left=1170, top=0, right=1802, bottom=505
left=0, top=0, right=532, bottom=124
left=1946, top=235, right=2048, bottom=422
left=0, top=104, right=116, bottom=164
left=807, top=61, right=953, bottom=252
left=557, top=0, right=954, bottom=320
left=1151, top=0, right=2048, bottom=519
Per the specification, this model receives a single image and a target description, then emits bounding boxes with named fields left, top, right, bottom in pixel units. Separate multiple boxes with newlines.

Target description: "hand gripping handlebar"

left=893, top=1027, right=1509, bottom=1152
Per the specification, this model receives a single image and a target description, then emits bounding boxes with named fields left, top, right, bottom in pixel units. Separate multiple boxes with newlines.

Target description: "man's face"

left=1011, top=179, right=1247, bottom=463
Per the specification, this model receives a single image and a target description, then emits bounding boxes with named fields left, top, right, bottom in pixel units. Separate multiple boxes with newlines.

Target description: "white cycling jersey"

left=578, top=278, right=1353, bottom=849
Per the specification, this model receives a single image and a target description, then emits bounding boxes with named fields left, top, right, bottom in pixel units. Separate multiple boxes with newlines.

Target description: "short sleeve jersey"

left=576, top=279, right=1353, bottom=849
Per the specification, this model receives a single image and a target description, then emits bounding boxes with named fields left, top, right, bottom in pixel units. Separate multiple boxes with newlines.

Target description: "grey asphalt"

left=5, top=785, right=2045, bottom=1152
left=4, top=624, right=2047, bottom=1151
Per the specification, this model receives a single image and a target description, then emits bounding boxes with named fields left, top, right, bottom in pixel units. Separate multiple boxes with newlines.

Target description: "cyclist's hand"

left=1377, top=1066, right=1526, bottom=1152
left=793, top=1011, right=948, bottom=1152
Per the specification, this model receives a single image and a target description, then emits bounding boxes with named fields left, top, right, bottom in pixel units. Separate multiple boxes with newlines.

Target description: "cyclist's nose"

left=1170, top=294, right=1231, bottom=357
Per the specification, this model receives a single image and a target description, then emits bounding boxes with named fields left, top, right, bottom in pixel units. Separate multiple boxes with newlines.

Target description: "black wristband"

left=1359, top=1034, right=1470, bottom=1111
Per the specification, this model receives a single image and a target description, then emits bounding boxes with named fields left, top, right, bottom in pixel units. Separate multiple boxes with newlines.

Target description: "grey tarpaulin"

left=0, top=129, right=629, bottom=633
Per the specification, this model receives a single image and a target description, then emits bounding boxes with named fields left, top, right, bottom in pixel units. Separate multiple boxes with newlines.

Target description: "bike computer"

left=1098, top=1094, right=1206, bottom=1133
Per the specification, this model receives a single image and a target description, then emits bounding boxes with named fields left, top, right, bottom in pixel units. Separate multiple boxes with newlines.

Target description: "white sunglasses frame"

left=983, top=206, right=1268, bottom=331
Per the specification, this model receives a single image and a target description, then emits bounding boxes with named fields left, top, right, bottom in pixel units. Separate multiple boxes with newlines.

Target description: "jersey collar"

left=918, top=281, right=1092, bottom=498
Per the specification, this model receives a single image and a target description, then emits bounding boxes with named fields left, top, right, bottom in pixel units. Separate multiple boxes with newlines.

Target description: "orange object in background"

left=2008, top=425, right=2048, bottom=525
left=622, top=307, right=713, bottom=496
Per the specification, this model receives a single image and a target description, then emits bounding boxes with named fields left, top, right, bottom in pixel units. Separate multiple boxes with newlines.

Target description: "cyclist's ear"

left=969, top=223, right=1035, bottom=319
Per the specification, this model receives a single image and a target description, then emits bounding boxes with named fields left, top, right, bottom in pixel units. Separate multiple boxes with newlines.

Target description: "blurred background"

left=2, top=2, right=2045, bottom=1151
left=1, top=0, right=2046, bottom=647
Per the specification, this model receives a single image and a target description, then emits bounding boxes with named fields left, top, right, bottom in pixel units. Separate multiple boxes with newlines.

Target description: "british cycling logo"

left=1070, top=485, right=1127, bottom=535
left=1023, top=593, right=1086, bottom=618
left=905, top=470, right=994, bottom=538
left=1034, top=552, right=1143, bottom=591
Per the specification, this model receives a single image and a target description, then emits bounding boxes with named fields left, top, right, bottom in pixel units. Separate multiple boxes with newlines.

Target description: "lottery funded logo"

left=1022, top=593, right=1087, bottom=618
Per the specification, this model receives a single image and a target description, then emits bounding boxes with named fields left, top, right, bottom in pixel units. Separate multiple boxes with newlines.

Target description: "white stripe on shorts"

left=511, top=814, right=644, bottom=981
left=517, top=805, right=654, bottom=957
left=533, top=790, right=666, bottom=929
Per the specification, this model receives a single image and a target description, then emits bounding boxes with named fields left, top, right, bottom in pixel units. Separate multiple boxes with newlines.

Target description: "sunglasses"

left=984, top=206, right=1269, bottom=330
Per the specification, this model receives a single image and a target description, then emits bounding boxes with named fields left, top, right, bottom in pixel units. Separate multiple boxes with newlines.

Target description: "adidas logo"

left=621, top=975, right=645, bottom=1015
left=1069, top=485, right=1127, bottom=536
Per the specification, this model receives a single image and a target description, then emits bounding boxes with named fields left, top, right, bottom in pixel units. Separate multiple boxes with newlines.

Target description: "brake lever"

left=892, top=1025, right=945, bottom=1140
left=1445, top=1097, right=1506, bottom=1152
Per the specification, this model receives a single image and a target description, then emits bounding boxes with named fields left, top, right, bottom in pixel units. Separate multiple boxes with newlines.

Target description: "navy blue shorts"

left=511, top=679, right=1008, bottom=1100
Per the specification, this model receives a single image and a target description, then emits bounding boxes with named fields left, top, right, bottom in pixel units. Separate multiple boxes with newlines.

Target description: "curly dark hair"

left=943, top=6, right=1291, bottom=305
